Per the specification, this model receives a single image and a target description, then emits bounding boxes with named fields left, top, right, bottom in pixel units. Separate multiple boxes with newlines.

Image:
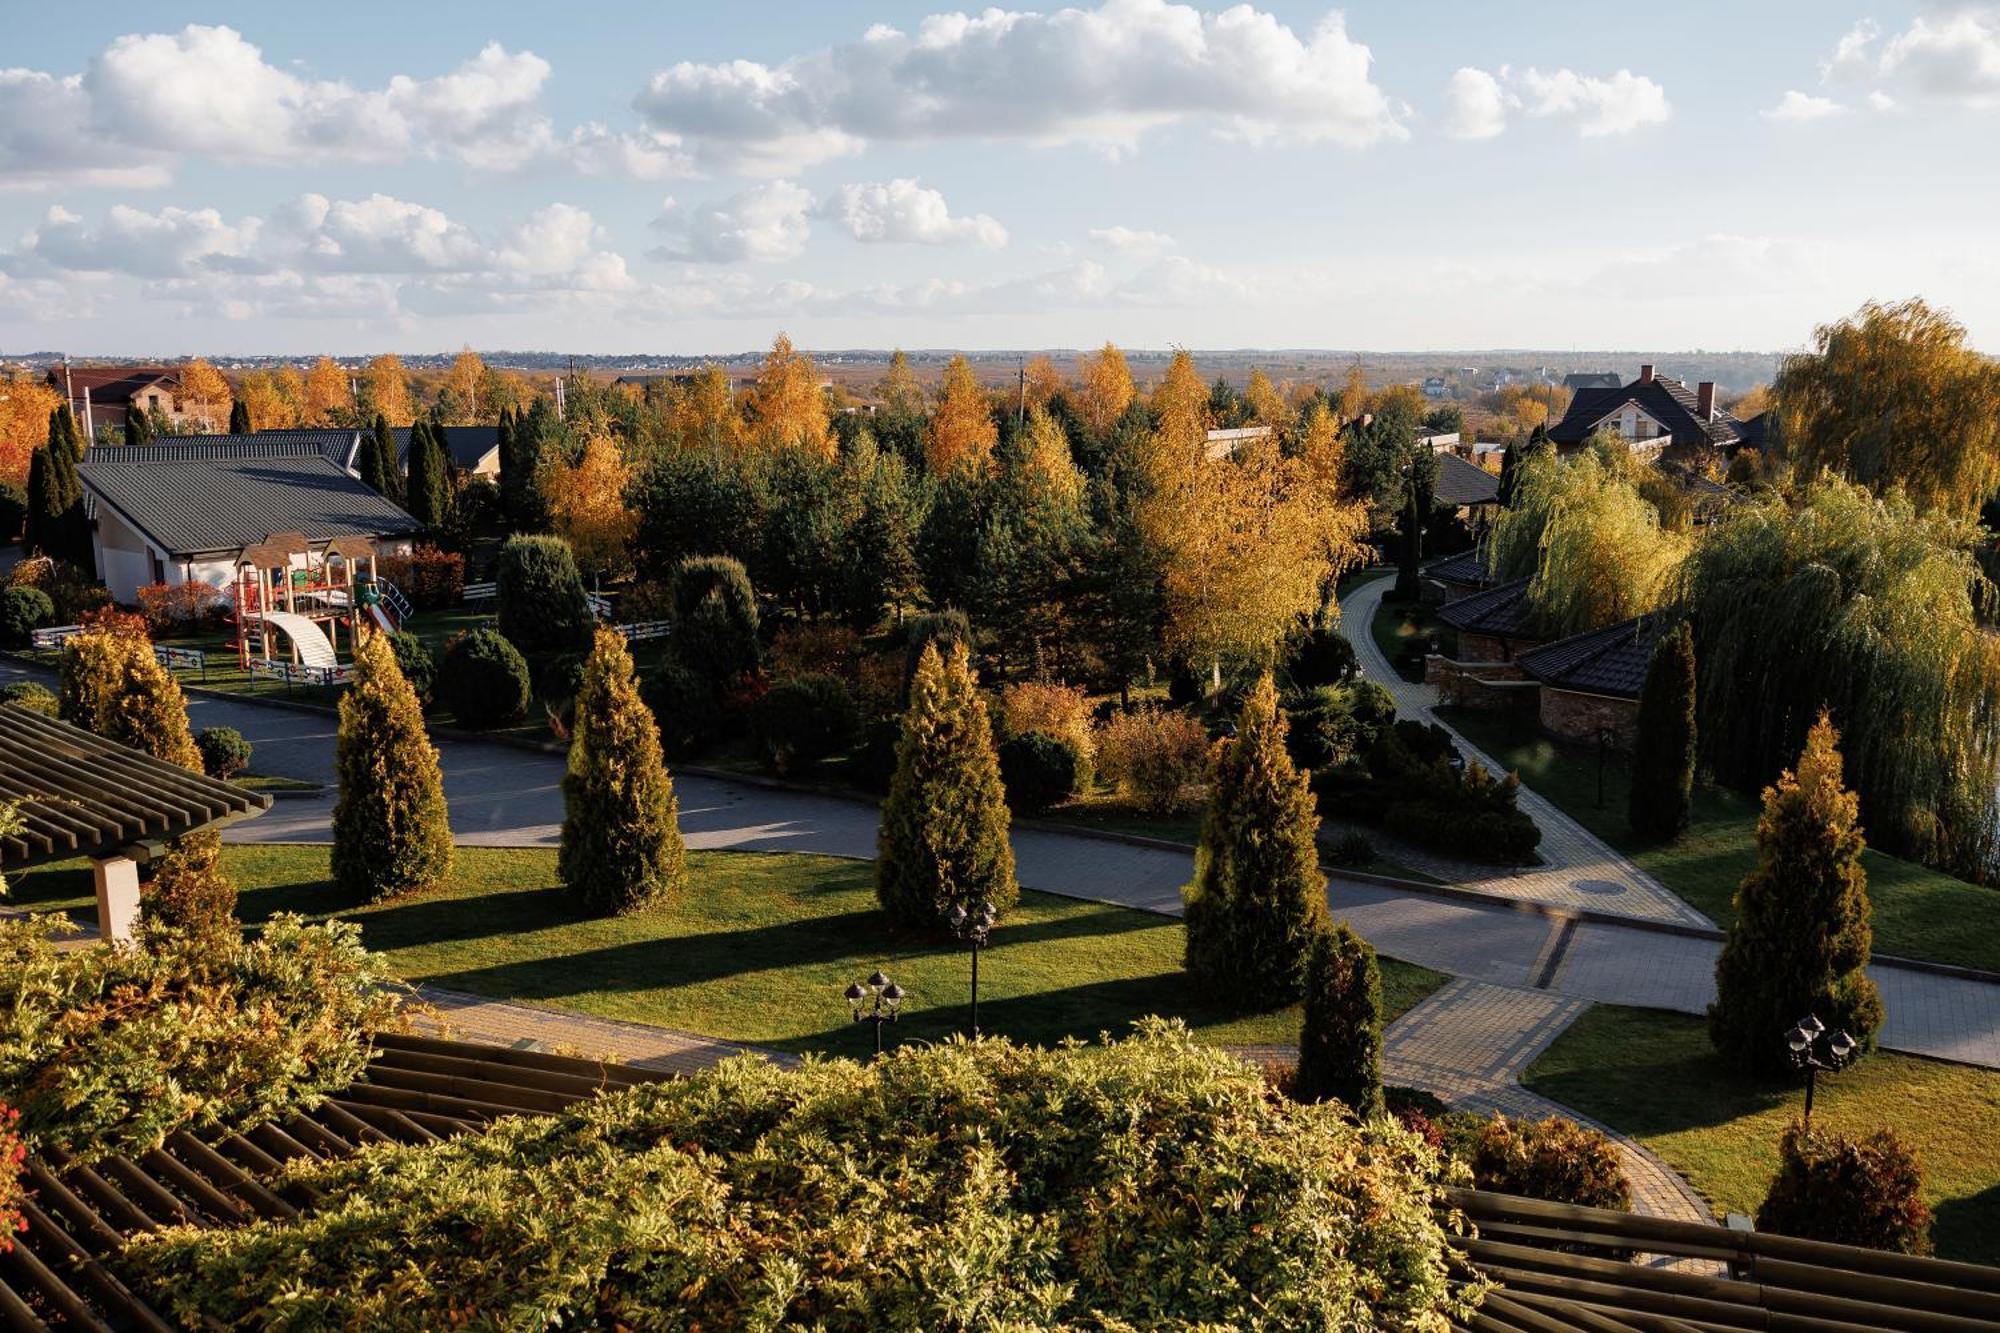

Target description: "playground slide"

left=365, top=604, right=395, bottom=635
left=259, top=611, right=340, bottom=669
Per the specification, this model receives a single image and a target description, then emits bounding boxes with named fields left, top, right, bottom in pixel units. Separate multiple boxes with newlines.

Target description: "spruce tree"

left=559, top=628, right=687, bottom=914
left=1184, top=673, right=1329, bottom=1001
left=126, top=407, right=155, bottom=444
left=406, top=420, right=449, bottom=529
left=1294, top=920, right=1385, bottom=1117
left=876, top=639, right=1018, bottom=930
left=494, top=409, right=516, bottom=524
left=27, top=407, right=90, bottom=570
left=332, top=629, right=453, bottom=902
left=1709, top=713, right=1884, bottom=1074
left=1629, top=621, right=1697, bottom=841
left=228, top=400, right=252, bottom=434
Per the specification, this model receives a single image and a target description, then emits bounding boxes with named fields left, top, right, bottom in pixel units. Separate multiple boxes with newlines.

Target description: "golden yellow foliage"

left=1076, top=342, right=1135, bottom=439
left=926, top=355, right=998, bottom=476
left=1338, top=365, right=1369, bottom=422
left=538, top=433, right=636, bottom=576
left=1244, top=368, right=1294, bottom=432
left=445, top=347, right=488, bottom=424
left=750, top=333, right=832, bottom=458
left=0, top=372, right=61, bottom=485
left=303, top=357, right=349, bottom=425
left=1022, top=355, right=1065, bottom=413
left=673, top=364, right=743, bottom=453
left=177, top=359, right=232, bottom=431
left=878, top=349, right=922, bottom=416
left=1013, top=407, right=1085, bottom=512
left=237, top=371, right=301, bottom=431
left=1149, top=348, right=1210, bottom=473
left=361, top=355, right=413, bottom=427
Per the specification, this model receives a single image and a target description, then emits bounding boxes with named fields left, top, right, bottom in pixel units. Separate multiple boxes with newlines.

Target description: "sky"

left=3, top=0, right=1999, bottom=357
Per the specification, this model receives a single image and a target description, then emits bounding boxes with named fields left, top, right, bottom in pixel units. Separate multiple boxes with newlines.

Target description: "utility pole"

left=1017, top=355, right=1026, bottom=429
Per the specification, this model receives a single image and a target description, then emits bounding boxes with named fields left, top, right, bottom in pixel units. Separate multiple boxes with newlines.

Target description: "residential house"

left=1202, top=424, right=1274, bottom=460
left=1548, top=364, right=1763, bottom=458
left=393, top=425, right=503, bottom=478
left=44, top=366, right=206, bottom=437
left=1421, top=548, right=1500, bottom=605
left=1515, top=615, right=1666, bottom=748
left=1562, top=371, right=1623, bottom=392
left=1435, top=578, right=1542, bottom=661
left=1421, top=375, right=1450, bottom=400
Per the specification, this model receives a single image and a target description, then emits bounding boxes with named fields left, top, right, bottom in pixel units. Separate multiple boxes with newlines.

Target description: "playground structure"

left=232, top=532, right=412, bottom=681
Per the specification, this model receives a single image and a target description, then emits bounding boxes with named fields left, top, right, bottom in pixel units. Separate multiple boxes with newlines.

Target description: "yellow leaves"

left=879, top=349, right=922, bottom=417
left=538, top=433, right=637, bottom=576
left=361, top=354, right=413, bottom=427
left=0, top=370, right=60, bottom=485
left=1495, top=451, right=1689, bottom=636
left=237, top=370, right=302, bottom=430
left=446, top=347, right=488, bottom=424
left=1013, top=407, right=1085, bottom=513
left=927, top=355, right=999, bottom=477
left=1022, top=355, right=1065, bottom=413
left=1075, top=342, right=1135, bottom=439
left=1148, top=349, right=1209, bottom=473
left=1243, top=368, right=1293, bottom=433
left=303, top=356, right=349, bottom=425
left=671, top=364, right=744, bottom=453
left=177, top=358, right=232, bottom=431
left=750, top=333, right=833, bottom=458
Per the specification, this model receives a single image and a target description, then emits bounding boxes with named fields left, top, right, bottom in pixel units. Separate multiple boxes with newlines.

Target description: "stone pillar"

left=92, top=855, right=141, bottom=945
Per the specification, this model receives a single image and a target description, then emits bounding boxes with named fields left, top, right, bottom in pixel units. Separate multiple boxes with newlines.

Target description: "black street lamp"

left=1786, top=1013, right=1856, bottom=1130
left=947, top=899, right=997, bottom=1037
left=845, top=969, right=905, bottom=1056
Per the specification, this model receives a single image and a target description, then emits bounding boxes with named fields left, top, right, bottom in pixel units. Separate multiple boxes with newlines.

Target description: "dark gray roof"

left=393, top=425, right=501, bottom=472
left=1436, top=577, right=1538, bottom=639
left=1423, top=547, right=1495, bottom=589
left=1562, top=371, right=1623, bottom=391
left=1550, top=376, right=1746, bottom=449
left=93, top=433, right=358, bottom=468
left=1516, top=616, right=1665, bottom=699
left=1433, top=452, right=1500, bottom=507
left=249, top=428, right=365, bottom=467
left=0, top=704, right=269, bottom=868
left=1735, top=411, right=1770, bottom=449
left=81, top=439, right=422, bottom=557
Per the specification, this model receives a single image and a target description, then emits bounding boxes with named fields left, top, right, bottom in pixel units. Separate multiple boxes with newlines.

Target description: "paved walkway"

left=1340, top=575, right=1711, bottom=929
left=414, top=985, right=786, bottom=1076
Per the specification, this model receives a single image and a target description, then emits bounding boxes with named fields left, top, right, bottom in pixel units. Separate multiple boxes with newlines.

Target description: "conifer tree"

left=1294, top=921, right=1385, bottom=1117
left=1629, top=621, right=1697, bottom=841
left=1710, top=713, right=1884, bottom=1074
left=405, top=420, right=449, bottom=529
left=27, top=407, right=89, bottom=568
left=332, top=629, right=453, bottom=902
left=560, top=628, right=687, bottom=914
left=23, top=445, right=59, bottom=558
left=876, top=640, right=1018, bottom=929
left=360, top=414, right=397, bottom=499
left=126, top=407, right=155, bottom=444
left=1184, top=673, right=1329, bottom=1001
left=228, top=400, right=252, bottom=434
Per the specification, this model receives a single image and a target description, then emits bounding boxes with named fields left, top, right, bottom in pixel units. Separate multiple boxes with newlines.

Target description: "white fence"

left=249, top=660, right=349, bottom=688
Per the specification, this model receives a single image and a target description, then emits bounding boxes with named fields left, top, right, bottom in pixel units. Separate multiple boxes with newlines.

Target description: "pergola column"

left=91, top=854, right=141, bottom=944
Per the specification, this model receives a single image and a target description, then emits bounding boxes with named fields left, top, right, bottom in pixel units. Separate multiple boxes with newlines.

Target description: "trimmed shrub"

left=1184, top=675, right=1329, bottom=1002
left=377, top=545, right=466, bottom=611
left=560, top=629, right=687, bottom=916
left=1757, top=1122, right=1932, bottom=1254
left=1294, top=921, right=1385, bottom=1117
left=1287, top=680, right=1396, bottom=772
left=997, top=680, right=1095, bottom=783
left=332, top=631, right=453, bottom=903
left=9, top=555, right=108, bottom=624
left=436, top=628, right=532, bottom=729
left=1710, top=713, right=1883, bottom=1074
left=1288, top=626, right=1359, bottom=688
left=0, top=681, right=58, bottom=717
left=0, top=912, right=406, bottom=1162
left=1465, top=1113, right=1632, bottom=1211
left=134, top=581, right=225, bottom=637
left=195, top=726, right=252, bottom=779
left=641, top=664, right=720, bottom=759
left=387, top=631, right=435, bottom=703
left=122, top=1022, right=1469, bottom=1332
left=901, top=608, right=971, bottom=689
left=877, top=641, right=1018, bottom=930
left=749, top=673, right=861, bottom=774
left=0, top=586, right=53, bottom=647
left=495, top=534, right=593, bottom=657
left=1363, top=724, right=1541, bottom=865
left=1629, top=621, right=1696, bottom=841
left=672, top=555, right=760, bottom=686
left=58, top=627, right=202, bottom=770
left=998, top=730, right=1086, bottom=816
left=1328, top=831, right=1376, bottom=867
left=1096, top=707, right=1210, bottom=814
left=528, top=648, right=589, bottom=729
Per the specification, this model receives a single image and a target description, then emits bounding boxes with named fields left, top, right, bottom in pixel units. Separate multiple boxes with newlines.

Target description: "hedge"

left=0, top=585, right=53, bottom=648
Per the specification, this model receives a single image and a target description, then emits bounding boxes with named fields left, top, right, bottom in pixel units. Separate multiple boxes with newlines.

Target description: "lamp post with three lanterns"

left=845, top=970, right=905, bottom=1055
left=947, top=899, right=997, bottom=1037
left=1786, top=1013, right=1856, bottom=1129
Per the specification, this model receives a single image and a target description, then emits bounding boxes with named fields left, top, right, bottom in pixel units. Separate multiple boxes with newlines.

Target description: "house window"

left=147, top=393, right=159, bottom=409
left=150, top=552, right=165, bottom=584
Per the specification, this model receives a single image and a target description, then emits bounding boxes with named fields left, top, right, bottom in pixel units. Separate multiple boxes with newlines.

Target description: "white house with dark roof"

left=1548, top=364, right=1764, bottom=457
left=78, top=437, right=423, bottom=602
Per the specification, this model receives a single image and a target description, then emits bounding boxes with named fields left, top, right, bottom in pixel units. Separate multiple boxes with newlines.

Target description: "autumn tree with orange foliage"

left=672, top=365, right=742, bottom=453
left=926, top=355, right=998, bottom=476
left=0, top=373, right=60, bottom=486
left=177, top=359, right=232, bottom=432
left=1076, top=342, right=1135, bottom=440
left=360, top=355, right=413, bottom=427
left=538, top=432, right=637, bottom=577
left=1022, top=355, right=1065, bottom=413
left=1244, top=368, right=1294, bottom=432
left=444, top=347, right=489, bottom=424
left=749, top=334, right=832, bottom=457
left=236, top=371, right=301, bottom=431
left=303, top=357, right=350, bottom=425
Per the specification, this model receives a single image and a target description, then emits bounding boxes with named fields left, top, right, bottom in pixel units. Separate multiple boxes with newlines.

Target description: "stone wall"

left=1459, top=631, right=1532, bottom=662
left=1539, top=687, right=1640, bottom=749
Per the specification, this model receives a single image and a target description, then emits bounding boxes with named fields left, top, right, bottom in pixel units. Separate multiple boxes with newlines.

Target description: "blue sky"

left=3, top=0, right=1997, bottom=355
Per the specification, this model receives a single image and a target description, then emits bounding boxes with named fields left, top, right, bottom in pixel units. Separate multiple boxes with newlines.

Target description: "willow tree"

left=1679, top=478, right=2000, bottom=878
left=1487, top=449, right=1688, bottom=638
left=1777, top=298, right=2000, bottom=517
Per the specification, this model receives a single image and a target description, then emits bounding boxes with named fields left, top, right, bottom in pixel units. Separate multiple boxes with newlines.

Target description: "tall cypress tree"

left=1184, top=673, right=1329, bottom=1001
left=1294, top=921, right=1385, bottom=1117
left=560, top=628, right=687, bottom=915
left=332, top=629, right=453, bottom=902
left=1709, top=713, right=1884, bottom=1074
left=405, top=420, right=450, bottom=530
left=228, top=400, right=252, bottom=434
left=126, top=407, right=156, bottom=445
left=29, top=407, right=90, bottom=570
left=360, top=414, right=396, bottom=498
left=1629, top=621, right=1697, bottom=841
left=876, top=639, right=1018, bottom=930
left=23, top=445, right=59, bottom=558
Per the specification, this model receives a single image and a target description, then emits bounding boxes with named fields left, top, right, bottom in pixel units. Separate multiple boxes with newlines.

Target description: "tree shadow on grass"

left=1931, top=1180, right=2000, bottom=1267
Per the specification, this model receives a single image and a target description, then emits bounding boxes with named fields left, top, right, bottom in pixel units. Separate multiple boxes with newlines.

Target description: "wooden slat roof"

left=0, top=707, right=269, bottom=869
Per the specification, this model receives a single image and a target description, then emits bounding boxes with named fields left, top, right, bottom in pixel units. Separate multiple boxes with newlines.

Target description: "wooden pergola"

left=0, top=703, right=270, bottom=943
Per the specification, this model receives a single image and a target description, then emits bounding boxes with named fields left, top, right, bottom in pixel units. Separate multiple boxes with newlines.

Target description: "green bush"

left=495, top=534, right=593, bottom=657
left=125, top=1022, right=1468, bottom=1332
left=561, top=630, right=687, bottom=916
left=1328, top=831, right=1375, bottom=867
left=641, top=663, right=720, bottom=759
left=1364, top=724, right=1541, bottom=865
left=0, top=586, right=53, bottom=647
left=900, top=608, right=971, bottom=690
left=998, top=730, right=1085, bottom=816
left=386, top=631, right=435, bottom=703
left=332, top=632, right=453, bottom=903
left=1460, top=1113, right=1632, bottom=1211
left=1288, top=625, right=1358, bottom=688
left=853, top=718, right=902, bottom=793
left=0, top=913, right=405, bottom=1162
left=194, top=726, right=252, bottom=779
left=140, top=834, right=239, bottom=949
left=0, top=681, right=58, bottom=717
left=1294, top=922, right=1384, bottom=1117
left=671, top=555, right=760, bottom=685
left=749, top=673, right=860, bottom=774
left=1757, top=1122, right=1932, bottom=1254
left=436, top=628, right=532, bottom=729
left=1287, top=680, right=1397, bottom=771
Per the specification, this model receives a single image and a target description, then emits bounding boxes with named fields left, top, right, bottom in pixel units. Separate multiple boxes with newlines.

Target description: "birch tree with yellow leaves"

left=538, top=432, right=637, bottom=578
left=926, top=354, right=998, bottom=476
left=304, top=357, right=350, bottom=425
left=749, top=333, right=832, bottom=457
left=177, top=359, right=232, bottom=432
left=360, top=354, right=413, bottom=427
left=1076, top=342, right=1136, bottom=440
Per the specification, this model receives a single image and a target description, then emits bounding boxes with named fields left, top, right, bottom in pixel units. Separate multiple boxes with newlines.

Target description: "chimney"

left=1638, top=363, right=1655, bottom=384
left=1697, top=381, right=1716, bottom=419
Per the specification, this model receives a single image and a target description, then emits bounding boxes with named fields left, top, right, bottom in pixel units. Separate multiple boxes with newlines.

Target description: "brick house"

left=1435, top=578, right=1543, bottom=661
left=45, top=365, right=200, bottom=437
left=1515, top=616, right=1668, bottom=749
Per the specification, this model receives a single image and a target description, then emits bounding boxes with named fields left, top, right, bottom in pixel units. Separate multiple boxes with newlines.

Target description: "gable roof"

left=1423, top=547, right=1496, bottom=589
left=111, top=432, right=360, bottom=469
left=1436, top=577, right=1537, bottom=639
left=80, top=437, right=422, bottom=557
left=1433, top=451, right=1500, bottom=507
left=44, top=365, right=182, bottom=402
left=1562, top=371, right=1623, bottom=391
left=1550, top=375, right=1747, bottom=449
left=1516, top=615, right=1666, bottom=699
left=393, top=424, right=502, bottom=472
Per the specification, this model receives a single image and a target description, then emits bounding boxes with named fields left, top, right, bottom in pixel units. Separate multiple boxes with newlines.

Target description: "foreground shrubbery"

left=1320, top=721, right=1541, bottom=865
left=127, top=1022, right=1468, bottom=1331
left=1757, top=1122, right=1932, bottom=1254
left=0, top=915, right=405, bottom=1162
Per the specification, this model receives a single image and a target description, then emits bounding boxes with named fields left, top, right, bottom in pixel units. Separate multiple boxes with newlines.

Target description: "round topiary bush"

left=0, top=680, right=59, bottom=717
left=998, top=730, right=1085, bottom=816
left=195, top=726, right=253, bottom=780
left=749, top=673, right=860, bottom=774
left=495, top=534, right=594, bottom=658
left=642, top=663, right=720, bottom=759
left=0, top=585, right=54, bottom=648
left=387, top=631, right=435, bottom=703
left=671, top=556, right=760, bottom=686
left=1458, top=1113, right=1632, bottom=1211
left=437, top=628, right=531, bottom=729
left=1289, top=626, right=1359, bottom=688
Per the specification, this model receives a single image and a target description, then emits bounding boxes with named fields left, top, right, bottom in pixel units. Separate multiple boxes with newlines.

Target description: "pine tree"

left=1294, top=920, right=1385, bottom=1117
left=126, top=408, right=155, bottom=445
left=1629, top=621, right=1697, bottom=841
left=494, top=409, right=516, bottom=523
left=360, top=414, right=397, bottom=499
left=405, top=420, right=449, bottom=529
left=332, top=629, right=453, bottom=902
left=876, top=640, right=1018, bottom=930
left=1709, top=713, right=1884, bottom=1074
left=1184, top=673, right=1329, bottom=1001
left=560, top=628, right=687, bottom=914
left=228, top=400, right=252, bottom=434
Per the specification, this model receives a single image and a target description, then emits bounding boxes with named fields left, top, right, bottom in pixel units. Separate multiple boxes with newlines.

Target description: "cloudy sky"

left=4, top=0, right=1999, bottom=355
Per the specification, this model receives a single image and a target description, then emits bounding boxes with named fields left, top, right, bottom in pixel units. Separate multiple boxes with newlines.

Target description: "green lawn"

left=1442, top=707, right=2000, bottom=973
left=7, top=845, right=1448, bottom=1061
left=1368, top=584, right=1452, bottom=684
left=1524, top=1004, right=2000, bottom=1265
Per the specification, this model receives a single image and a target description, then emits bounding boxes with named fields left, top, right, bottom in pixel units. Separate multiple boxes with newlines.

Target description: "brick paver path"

left=1339, top=575, right=1711, bottom=929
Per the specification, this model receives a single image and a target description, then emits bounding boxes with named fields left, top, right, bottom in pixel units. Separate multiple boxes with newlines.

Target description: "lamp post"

left=947, top=899, right=997, bottom=1037
left=844, top=970, right=905, bottom=1056
left=1785, top=1013, right=1856, bottom=1130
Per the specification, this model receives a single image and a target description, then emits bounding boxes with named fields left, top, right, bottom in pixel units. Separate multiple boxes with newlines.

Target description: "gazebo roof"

left=0, top=704, right=270, bottom=868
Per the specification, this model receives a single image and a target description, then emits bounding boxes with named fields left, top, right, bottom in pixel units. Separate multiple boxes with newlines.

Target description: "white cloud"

left=1764, top=90, right=1846, bottom=121
left=822, top=179, right=1007, bottom=247
left=1440, top=67, right=1511, bottom=139
left=632, top=0, right=1405, bottom=173
left=1089, top=225, right=1176, bottom=254
left=0, top=69, right=171, bottom=192
left=1813, top=6, right=2000, bottom=110
left=1823, top=19, right=1883, bottom=83
left=649, top=181, right=815, bottom=263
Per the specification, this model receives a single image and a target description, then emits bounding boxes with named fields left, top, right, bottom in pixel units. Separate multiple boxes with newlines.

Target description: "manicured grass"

left=8, top=845, right=1448, bottom=1061
left=1442, top=706, right=2000, bottom=973
left=1368, top=582, right=1452, bottom=684
left=233, top=773, right=322, bottom=793
left=1524, top=1004, right=2000, bottom=1265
